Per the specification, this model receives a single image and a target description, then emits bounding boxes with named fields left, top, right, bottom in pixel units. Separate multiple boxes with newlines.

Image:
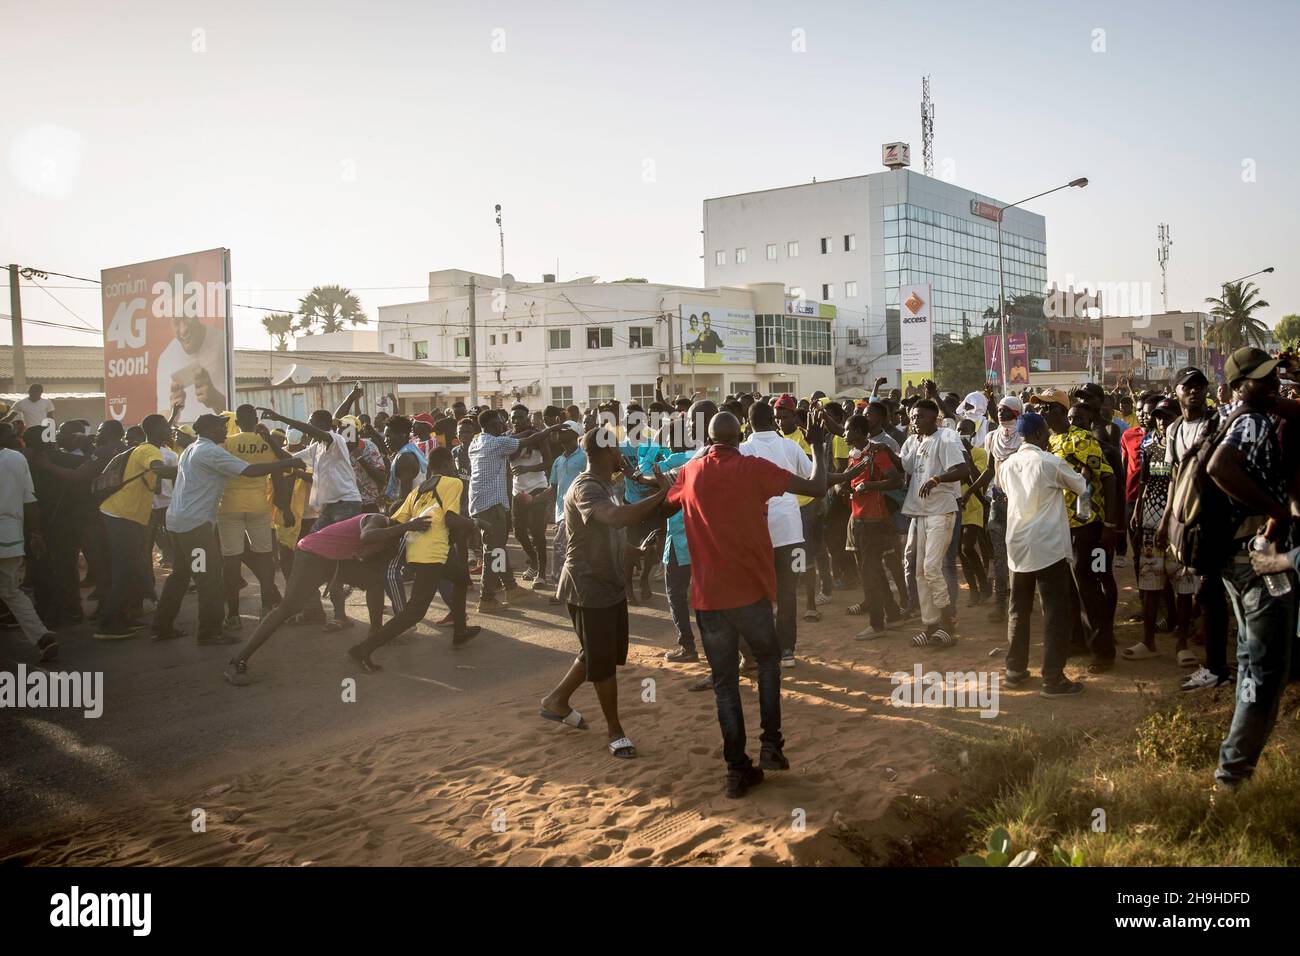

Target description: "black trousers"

left=512, top=494, right=550, bottom=577
left=773, top=543, right=799, bottom=653
left=355, top=559, right=470, bottom=656
left=851, top=519, right=897, bottom=629
left=1007, top=559, right=1074, bottom=685
left=153, top=523, right=224, bottom=640
left=1070, top=521, right=1116, bottom=661
left=1197, top=572, right=1231, bottom=678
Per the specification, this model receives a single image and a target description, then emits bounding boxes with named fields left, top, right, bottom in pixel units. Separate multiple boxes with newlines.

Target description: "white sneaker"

left=521, top=567, right=537, bottom=583
left=815, top=592, right=833, bottom=606
left=1181, top=666, right=1227, bottom=691
left=855, top=625, right=885, bottom=641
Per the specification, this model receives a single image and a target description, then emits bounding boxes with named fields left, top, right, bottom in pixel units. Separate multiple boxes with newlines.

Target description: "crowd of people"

left=1, top=345, right=1297, bottom=797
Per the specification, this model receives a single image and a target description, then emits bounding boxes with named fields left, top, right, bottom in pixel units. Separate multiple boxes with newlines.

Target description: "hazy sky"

left=4, top=0, right=1296, bottom=348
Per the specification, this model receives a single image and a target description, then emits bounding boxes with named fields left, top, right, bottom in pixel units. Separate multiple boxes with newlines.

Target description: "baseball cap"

left=412, top=412, right=436, bottom=426
left=773, top=393, right=797, bottom=411
left=1027, top=387, right=1070, bottom=411
left=1173, top=366, right=1209, bottom=388
left=1224, top=347, right=1278, bottom=385
left=562, top=420, right=584, bottom=437
left=1153, top=398, right=1180, bottom=419
left=1016, top=411, right=1046, bottom=436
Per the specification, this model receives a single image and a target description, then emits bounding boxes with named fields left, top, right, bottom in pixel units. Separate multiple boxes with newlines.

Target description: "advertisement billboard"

left=100, top=248, right=233, bottom=425
left=983, top=332, right=1029, bottom=387
left=679, top=303, right=755, bottom=365
left=899, top=283, right=933, bottom=394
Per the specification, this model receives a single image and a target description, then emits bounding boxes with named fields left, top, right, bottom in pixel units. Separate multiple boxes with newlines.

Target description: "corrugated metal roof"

left=0, top=345, right=466, bottom=385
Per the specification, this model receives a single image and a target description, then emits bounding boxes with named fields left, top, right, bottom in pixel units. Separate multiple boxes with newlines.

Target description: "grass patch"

left=877, top=684, right=1300, bottom=866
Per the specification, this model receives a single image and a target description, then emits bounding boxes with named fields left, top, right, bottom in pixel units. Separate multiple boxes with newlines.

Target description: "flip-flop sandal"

left=931, top=629, right=956, bottom=648
left=1177, top=649, right=1200, bottom=667
left=846, top=603, right=865, bottom=616
left=910, top=630, right=931, bottom=647
left=539, top=707, right=588, bottom=730
left=607, top=736, right=636, bottom=759
left=1122, top=643, right=1158, bottom=660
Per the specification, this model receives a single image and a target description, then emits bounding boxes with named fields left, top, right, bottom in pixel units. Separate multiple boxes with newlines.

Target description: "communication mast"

left=921, top=75, right=935, bottom=177
left=1157, top=223, right=1172, bottom=312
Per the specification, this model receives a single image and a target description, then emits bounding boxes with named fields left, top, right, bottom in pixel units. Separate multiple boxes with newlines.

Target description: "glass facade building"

left=882, top=202, right=1047, bottom=345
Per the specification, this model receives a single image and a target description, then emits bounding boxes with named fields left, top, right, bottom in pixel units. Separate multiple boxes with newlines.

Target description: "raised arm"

left=334, top=384, right=364, bottom=420
left=257, top=407, right=332, bottom=443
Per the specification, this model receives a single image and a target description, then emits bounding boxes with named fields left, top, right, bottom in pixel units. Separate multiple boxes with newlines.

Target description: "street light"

left=995, top=178, right=1088, bottom=393
left=1203, top=266, right=1276, bottom=367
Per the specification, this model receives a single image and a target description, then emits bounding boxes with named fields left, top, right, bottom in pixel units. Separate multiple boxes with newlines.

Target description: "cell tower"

left=921, top=75, right=935, bottom=177
left=1157, top=222, right=1172, bottom=312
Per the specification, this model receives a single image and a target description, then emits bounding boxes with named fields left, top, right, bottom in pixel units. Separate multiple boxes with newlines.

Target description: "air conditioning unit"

left=526, top=383, right=540, bottom=396
left=657, top=352, right=668, bottom=363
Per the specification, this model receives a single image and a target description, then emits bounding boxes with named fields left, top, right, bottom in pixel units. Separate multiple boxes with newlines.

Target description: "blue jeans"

left=664, top=549, right=694, bottom=650
left=1215, top=559, right=1297, bottom=786
left=696, top=599, right=783, bottom=770
left=317, top=499, right=364, bottom=530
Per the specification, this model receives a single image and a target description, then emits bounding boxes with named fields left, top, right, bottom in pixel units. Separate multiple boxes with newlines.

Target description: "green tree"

left=260, top=312, right=295, bottom=351
left=296, top=285, right=368, bottom=336
left=1274, top=313, right=1300, bottom=349
left=1204, top=281, right=1270, bottom=352
left=934, top=334, right=987, bottom=396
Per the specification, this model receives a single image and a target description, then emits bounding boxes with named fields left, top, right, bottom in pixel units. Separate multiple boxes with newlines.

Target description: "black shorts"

left=567, top=600, right=629, bottom=683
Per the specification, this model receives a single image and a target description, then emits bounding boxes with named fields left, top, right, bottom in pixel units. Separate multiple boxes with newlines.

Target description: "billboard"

left=679, top=303, right=755, bottom=365
left=983, top=332, right=1029, bottom=387
left=899, top=283, right=933, bottom=394
left=101, top=248, right=233, bottom=425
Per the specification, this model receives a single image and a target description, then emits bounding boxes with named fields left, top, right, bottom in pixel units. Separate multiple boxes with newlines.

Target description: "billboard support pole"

left=8, top=264, right=26, bottom=391
left=468, top=276, right=479, bottom=407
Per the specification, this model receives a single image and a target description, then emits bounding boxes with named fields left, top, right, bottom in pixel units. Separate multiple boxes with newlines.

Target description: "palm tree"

left=260, top=312, right=296, bottom=351
left=296, top=285, right=368, bottom=336
left=1205, top=281, right=1270, bottom=352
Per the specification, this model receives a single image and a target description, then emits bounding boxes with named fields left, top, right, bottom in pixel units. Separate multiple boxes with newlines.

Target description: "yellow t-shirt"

left=783, top=427, right=816, bottom=508
left=961, top=446, right=989, bottom=527
left=271, top=470, right=312, bottom=548
left=832, top=434, right=850, bottom=464
left=100, top=443, right=163, bottom=526
left=220, top=430, right=276, bottom=514
left=393, top=475, right=464, bottom=565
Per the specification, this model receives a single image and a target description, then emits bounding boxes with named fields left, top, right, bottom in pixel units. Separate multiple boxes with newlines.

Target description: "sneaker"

left=36, top=634, right=59, bottom=663
left=452, top=625, right=483, bottom=648
left=521, top=567, right=537, bottom=583
left=759, top=744, right=789, bottom=771
left=93, top=625, right=137, bottom=641
left=780, top=649, right=796, bottom=668
left=854, top=624, right=886, bottom=641
left=224, top=659, right=251, bottom=686
left=815, top=591, right=833, bottom=606
left=664, top=646, right=699, bottom=663
left=1041, top=678, right=1085, bottom=698
left=1181, top=667, right=1230, bottom=692
left=477, top=593, right=509, bottom=614
left=531, top=575, right=550, bottom=592
left=725, top=765, right=765, bottom=799
left=1004, top=669, right=1031, bottom=688
left=689, top=673, right=714, bottom=692
left=223, top=614, right=242, bottom=631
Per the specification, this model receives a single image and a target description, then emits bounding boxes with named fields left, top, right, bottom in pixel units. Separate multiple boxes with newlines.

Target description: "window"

left=769, top=381, right=796, bottom=395
left=820, top=237, right=831, bottom=254
left=489, top=334, right=496, bottom=345
left=588, top=384, right=615, bottom=403
left=821, top=283, right=834, bottom=300
left=766, top=243, right=778, bottom=261
left=735, top=247, right=747, bottom=264
left=386, top=342, right=394, bottom=353
left=845, top=281, right=858, bottom=298
left=515, top=330, right=522, bottom=342
left=551, top=386, right=573, bottom=406
left=731, top=380, right=759, bottom=396
left=587, top=327, right=614, bottom=349
left=848, top=328, right=860, bottom=346
left=548, top=328, right=571, bottom=350
left=787, top=240, right=799, bottom=258
left=755, top=313, right=784, bottom=363
left=630, top=383, right=655, bottom=404
left=454, top=337, right=469, bottom=358
left=628, top=326, right=654, bottom=349
left=413, top=340, right=429, bottom=360
left=844, top=234, right=856, bottom=252
left=799, top=319, right=832, bottom=366
left=1158, top=329, right=1173, bottom=339
left=1184, top=324, right=1196, bottom=341
left=715, top=250, right=726, bottom=267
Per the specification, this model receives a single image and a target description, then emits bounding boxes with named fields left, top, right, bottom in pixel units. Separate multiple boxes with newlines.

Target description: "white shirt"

left=293, top=432, right=361, bottom=509
left=12, top=397, right=54, bottom=429
left=899, top=428, right=966, bottom=517
left=156, top=325, right=228, bottom=419
left=740, top=430, right=812, bottom=548
left=166, top=438, right=248, bottom=534
left=0, top=448, right=37, bottom=558
left=998, top=443, right=1087, bottom=573
left=153, top=445, right=179, bottom=508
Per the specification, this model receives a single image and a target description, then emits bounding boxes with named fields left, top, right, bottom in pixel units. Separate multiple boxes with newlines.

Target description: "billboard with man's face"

left=679, top=304, right=755, bottom=365
left=100, top=248, right=233, bottom=425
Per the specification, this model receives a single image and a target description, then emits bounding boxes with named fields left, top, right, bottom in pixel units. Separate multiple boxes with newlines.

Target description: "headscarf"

left=958, top=391, right=990, bottom=444
left=988, top=395, right=1024, bottom=463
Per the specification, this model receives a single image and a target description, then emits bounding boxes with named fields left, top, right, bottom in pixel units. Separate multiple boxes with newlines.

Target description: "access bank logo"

left=902, top=290, right=928, bottom=322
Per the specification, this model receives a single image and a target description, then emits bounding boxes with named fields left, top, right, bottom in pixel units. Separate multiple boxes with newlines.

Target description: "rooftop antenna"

left=1157, top=223, right=1172, bottom=312
left=921, top=75, right=935, bottom=177
left=495, top=204, right=505, bottom=280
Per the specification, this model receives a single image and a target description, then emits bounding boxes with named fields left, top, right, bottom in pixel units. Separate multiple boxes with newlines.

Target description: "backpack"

left=1166, top=407, right=1253, bottom=574
left=90, top=448, right=149, bottom=504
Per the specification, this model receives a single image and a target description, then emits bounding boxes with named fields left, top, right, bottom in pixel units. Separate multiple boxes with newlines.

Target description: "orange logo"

left=904, top=291, right=925, bottom=315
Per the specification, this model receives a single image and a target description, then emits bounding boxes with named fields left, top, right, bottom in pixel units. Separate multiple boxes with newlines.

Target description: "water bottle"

left=1075, top=483, right=1093, bottom=521
left=1252, top=535, right=1293, bottom=597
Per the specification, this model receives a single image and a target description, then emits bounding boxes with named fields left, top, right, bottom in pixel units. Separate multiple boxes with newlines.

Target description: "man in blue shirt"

left=619, top=405, right=667, bottom=605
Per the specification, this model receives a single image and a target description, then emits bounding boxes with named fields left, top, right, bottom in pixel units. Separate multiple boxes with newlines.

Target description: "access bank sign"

left=899, top=282, right=934, bottom=391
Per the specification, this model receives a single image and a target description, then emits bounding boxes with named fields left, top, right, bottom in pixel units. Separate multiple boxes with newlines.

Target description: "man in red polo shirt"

left=663, top=409, right=829, bottom=798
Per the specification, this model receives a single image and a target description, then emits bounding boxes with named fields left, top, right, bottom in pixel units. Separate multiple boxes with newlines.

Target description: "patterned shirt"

left=1138, top=430, right=1172, bottom=530
left=467, top=431, right=520, bottom=515
left=1048, top=425, right=1113, bottom=528
left=351, top=438, right=386, bottom=504
left=1219, top=402, right=1286, bottom=545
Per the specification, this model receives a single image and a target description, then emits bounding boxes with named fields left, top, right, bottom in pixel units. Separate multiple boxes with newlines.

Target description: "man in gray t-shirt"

left=541, top=426, right=669, bottom=761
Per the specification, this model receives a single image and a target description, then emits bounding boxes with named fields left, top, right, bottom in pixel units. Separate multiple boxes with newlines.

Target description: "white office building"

left=377, top=269, right=838, bottom=412
left=703, top=162, right=1047, bottom=390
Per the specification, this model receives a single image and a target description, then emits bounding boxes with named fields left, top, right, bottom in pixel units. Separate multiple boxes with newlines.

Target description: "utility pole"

left=667, top=307, right=677, bottom=396
left=8, top=264, right=26, bottom=391
left=467, top=275, right=479, bottom=407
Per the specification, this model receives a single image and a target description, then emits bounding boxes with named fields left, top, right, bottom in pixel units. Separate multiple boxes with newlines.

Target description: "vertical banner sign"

left=983, top=334, right=1002, bottom=385
left=101, top=248, right=233, bottom=425
left=1008, top=332, right=1029, bottom=387
left=899, top=283, right=933, bottom=394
